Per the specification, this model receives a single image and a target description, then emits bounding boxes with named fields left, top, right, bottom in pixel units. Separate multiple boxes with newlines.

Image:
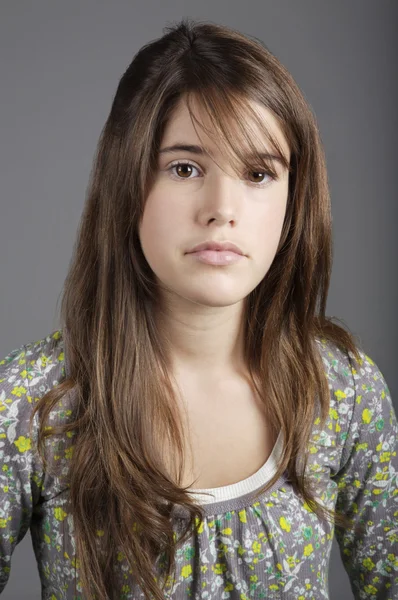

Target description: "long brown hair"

left=30, top=17, right=362, bottom=600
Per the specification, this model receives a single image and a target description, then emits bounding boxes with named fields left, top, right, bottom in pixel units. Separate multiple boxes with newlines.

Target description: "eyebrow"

left=158, top=143, right=287, bottom=166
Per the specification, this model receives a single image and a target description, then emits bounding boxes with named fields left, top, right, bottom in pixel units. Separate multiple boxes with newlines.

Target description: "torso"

left=164, top=371, right=278, bottom=490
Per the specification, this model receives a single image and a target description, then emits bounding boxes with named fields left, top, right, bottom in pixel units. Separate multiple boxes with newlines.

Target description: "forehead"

left=160, top=94, right=290, bottom=160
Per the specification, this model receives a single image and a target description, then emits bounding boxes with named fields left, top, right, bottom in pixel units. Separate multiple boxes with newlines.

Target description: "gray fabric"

left=0, top=330, right=397, bottom=599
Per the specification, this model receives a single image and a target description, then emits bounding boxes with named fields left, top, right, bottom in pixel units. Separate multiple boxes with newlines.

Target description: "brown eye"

left=248, top=170, right=267, bottom=184
left=168, top=161, right=201, bottom=181
left=176, top=163, right=193, bottom=178
left=246, top=168, right=277, bottom=187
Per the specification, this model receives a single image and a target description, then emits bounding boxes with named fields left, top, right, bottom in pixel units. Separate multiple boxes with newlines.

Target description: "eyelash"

left=167, top=160, right=278, bottom=188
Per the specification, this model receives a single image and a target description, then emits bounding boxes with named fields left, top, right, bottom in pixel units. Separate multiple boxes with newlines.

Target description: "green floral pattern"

left=0, top=330, right=397, bottom=599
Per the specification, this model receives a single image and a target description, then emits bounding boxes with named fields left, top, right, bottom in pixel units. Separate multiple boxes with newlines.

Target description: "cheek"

left=139, top=195, right=179, bottom=267
left=252, top=198, right=288, bottom=262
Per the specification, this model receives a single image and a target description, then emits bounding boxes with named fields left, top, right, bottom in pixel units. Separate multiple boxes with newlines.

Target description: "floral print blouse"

left=0, top=329, right=397, bottom=599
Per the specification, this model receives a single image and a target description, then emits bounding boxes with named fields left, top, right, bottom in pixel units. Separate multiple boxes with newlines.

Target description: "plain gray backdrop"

left=1, top=1, right=397, bottom=598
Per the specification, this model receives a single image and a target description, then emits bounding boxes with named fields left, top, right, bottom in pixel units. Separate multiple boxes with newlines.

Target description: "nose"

left=198, top=172, right=241, bottom=226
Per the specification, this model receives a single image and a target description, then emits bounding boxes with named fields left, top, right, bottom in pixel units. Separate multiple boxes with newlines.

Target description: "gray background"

left=1, top=1, right=397, bottom=598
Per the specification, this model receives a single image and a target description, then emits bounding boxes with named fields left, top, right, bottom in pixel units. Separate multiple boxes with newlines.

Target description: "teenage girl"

left=0, top=17, right=396, bottom=600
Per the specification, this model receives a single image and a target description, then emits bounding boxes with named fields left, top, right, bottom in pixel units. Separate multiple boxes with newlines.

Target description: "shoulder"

left=312, top=336, right=394, bottom=469
left=0, top=329, right=73, bottom=500
left=312, top=336, right=358, bottom=446
left=0, top=329, right=67, bottom=442
left=315, top=335, right=391, bottom=416
left=0, top=329, right=66, bottom=393
left=24, top=329, right=67, bottom=390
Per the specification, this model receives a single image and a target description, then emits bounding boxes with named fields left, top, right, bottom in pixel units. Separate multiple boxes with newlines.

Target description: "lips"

left=187, top=241, right=244, bottom=255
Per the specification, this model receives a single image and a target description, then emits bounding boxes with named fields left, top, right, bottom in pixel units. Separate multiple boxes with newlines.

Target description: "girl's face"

left=139, top=96, right=291, bottom=310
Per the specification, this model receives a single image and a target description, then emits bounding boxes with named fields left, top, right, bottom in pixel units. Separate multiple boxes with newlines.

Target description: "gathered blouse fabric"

left=0, top=329, right=397, bottom=599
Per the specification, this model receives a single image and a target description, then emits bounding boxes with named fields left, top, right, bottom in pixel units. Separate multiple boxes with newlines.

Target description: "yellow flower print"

left=286, top=555, right=296, bottom=568
left=380, top=452, right=391, bottom=463
left=181, top=565, right=192, bottom=579
left=212, top=563, right=227, bottom=575
left=11, top=385, right=27, bottom=398
left=362, top=408, right=373, bottom=424
left=40, top=355, right=50, bottom=368
left=65, top=446, right=74, bottom=459
left=252, top=540, right=261, bottom=553
left=279, top=516, right=291, bottom=532
left=14, top=436, right=31, bottom=453
left=329, top=408, right=338, bottom=420
left=355, top=442, right=368, bottom=452
left=54, top=507, right=68, bottom=521
left=364, top=585, right=378, bottom=595
left=363, top=557, right=375, bottom=570
left=195, top=519, right=204, bottom=534
left=304, top=543, right=314, bottom=556
left=237, top=544, right=245, bottom=556
left=303, top=501, right=314, bottom=513
left=238, top=509, right=247, bottom=523
left=387, top=554, right=398, bottom=568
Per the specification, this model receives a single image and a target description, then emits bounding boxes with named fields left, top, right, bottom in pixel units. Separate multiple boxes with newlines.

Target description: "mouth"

left=186, top=241, right=245, bottom=255
left=186, top=248, right=244, bottom=266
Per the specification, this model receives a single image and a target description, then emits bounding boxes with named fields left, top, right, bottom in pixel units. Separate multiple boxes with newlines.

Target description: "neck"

left=155, top=292, right=248, bottom=379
